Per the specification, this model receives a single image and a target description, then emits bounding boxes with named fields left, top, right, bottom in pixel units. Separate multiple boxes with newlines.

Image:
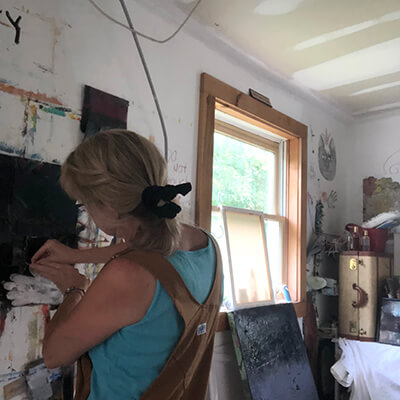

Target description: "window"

left=211, top=113, right=286, bottom=310
left=196, top=73, right=307, bottom=322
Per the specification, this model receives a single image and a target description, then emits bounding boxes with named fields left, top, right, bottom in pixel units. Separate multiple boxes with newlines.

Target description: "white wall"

left=345, top=113, right=400, bottom=225
left=0, top=0, right=354, bottom=397
left=0, top=0, right=351, bottom=230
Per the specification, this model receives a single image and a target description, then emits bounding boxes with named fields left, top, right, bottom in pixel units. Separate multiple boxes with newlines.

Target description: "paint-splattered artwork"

left=228, top=304, right=318, bottom=400
left=80, top=85, right=129, bottom=138
left=318, top=131, right=336, bottom=181
left=363, top=176, right=400, bottom=221
left=0, top=154, right=78, bottom=333
left=0, top=154, right=78, bottom=398
left=75, top=206, right=113, bottom=282
left=0, top=91, right=82, bottom=165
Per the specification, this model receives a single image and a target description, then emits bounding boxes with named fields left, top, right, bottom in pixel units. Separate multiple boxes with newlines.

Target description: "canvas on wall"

left=80, top=85, right=129, bottom=138
left=0, top=154, right=79, bottom=393
left=363, top=176, right=400, bottom=221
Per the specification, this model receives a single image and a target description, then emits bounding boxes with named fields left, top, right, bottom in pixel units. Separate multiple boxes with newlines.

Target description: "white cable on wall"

left=89, top=0, right=203, bottom=160
left=117, top=0, right=169, bottom=159
left=89, top=0, right=202, bottom=44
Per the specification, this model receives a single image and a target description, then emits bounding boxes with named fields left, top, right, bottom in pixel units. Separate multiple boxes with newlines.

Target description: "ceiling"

left=166, top=0, right=400, bottom=118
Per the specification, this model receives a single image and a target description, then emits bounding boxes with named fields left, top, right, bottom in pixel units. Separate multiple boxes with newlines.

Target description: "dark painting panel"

left=80, top=85, right=129, bottom=137
left=0, top=154, right=78, bottom=330
left=228, top=303, right=318, bottom=400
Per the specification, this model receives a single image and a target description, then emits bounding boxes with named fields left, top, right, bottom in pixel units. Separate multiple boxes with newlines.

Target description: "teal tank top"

left=88, top=238, right=217, bottom=400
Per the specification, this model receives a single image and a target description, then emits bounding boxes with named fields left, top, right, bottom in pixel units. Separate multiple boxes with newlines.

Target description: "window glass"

left=212, top=133, right=276, bottom=214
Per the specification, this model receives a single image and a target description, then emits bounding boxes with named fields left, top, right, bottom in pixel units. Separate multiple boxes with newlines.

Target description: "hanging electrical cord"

left=90, top=0, right=202, bottom=160
left=89, top=0, right=202, bottom=44
left=116, top=0, right=169, bottom=159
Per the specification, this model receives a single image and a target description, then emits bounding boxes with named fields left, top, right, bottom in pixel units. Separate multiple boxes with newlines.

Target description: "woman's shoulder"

left=178, top=224, right=209, bottom=252
left=92, top=256, right=157, bottom=325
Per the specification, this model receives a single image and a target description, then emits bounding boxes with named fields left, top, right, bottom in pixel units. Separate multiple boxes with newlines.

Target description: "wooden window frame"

left=196, top=73, right=307, bottom=329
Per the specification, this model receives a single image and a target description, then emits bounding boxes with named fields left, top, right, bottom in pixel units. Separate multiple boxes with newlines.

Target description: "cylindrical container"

left=282, top=285, right=291, bottom=302
left=351, top=226, right=359, bottom=250
left=361, top=230, right=371, bottom=251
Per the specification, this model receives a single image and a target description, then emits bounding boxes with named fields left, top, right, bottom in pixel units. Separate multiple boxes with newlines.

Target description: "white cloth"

left=331, top=338, right=400, bottom=400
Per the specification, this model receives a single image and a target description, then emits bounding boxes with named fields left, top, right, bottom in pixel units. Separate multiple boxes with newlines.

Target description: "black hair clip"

left=141, top=182, right=192, bottom=219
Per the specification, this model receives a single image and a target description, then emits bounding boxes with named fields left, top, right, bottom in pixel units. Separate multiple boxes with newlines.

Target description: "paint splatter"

left=0, top=78, right=13, bottom=85
left=0, top=82, right=62, bottom=105
left=33, top=62, right=53, bottom=74
left=29, top=153, right=45, bottom=161
left=68, top=113, right=80, bottom=121
left=42, top=305, right=50, bottom=324
left=40, top=105, right=66, bottom=117
left=21, top=99, right=29, bottom=138
left=0, top=141, right=24, bottom=156
left=28, top=104, right=38, bottom=144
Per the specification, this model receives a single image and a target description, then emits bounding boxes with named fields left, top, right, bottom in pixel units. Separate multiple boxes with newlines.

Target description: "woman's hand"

left=31, top=240, right=78, bottom=264
left=30, top=262, right=90, bottom=294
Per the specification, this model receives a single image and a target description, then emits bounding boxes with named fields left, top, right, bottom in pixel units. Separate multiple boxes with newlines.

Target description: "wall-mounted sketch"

left=326, top=190, right=337, bottom=209
left=315, top=200, right=324, bottom=235
left=383, top=148, right=400, bottom=179
left=318, top=131, right=336, bottom=181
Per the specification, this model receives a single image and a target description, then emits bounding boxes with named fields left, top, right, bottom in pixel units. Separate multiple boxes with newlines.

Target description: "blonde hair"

left=60, top=129, right=181, bottom=255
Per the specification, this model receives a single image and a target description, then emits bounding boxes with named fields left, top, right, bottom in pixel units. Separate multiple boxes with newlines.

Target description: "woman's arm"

left=31, top=258, right=156, bottom=369
left=32, top=239, right=130, bottom=265
left=72, top=242, right=130, bottom=264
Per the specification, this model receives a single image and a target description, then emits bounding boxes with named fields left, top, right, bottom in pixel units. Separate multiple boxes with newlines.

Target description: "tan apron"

left=75, top=231, right=222, bottom=400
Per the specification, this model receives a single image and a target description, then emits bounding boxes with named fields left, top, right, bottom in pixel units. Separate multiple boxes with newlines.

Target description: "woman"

left=30, top=129, right=222, bottom=400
